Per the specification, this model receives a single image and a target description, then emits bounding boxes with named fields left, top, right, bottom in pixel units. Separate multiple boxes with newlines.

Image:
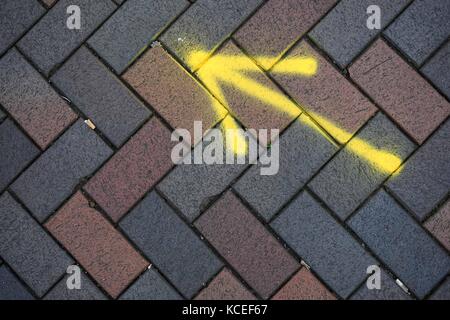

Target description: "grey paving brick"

left=120, top=191, right=222, bottom=298
left=157, top=117, right=251, bottom=222
left=11, top=119, right=113, bottom=222
left=309, top=0, right=410, bottom=67
left=17, top=0, right=116, bottom=75
left=350, top=269, right=412, bottom=300
left=51, top=46, right=150, bottom=147
left=0, top=265, right=34, bottom=300
left=160, top=0, right=264, bottom=70
left=88, top=0, right=188, bottom=74
left=386, top=120, right=450, bottom=221
left=309, top=113, right=415, bottom=220
left=271, top=191, right=377, bottom=298
left=0, top=119, right=40, bottom=192
left=429, top=277, right=450, bottom=300
left=0, top=192, right=73, bottom=297
left=120, top=268, right=182, bottom=300
left=234, top=115, right=338, bottom=221
left=422, top=41, right=450, bottom=99
left=384, top=0, right=450, bottom=65
left=44, top=270, right=107, bottom=300
left=0, top=0, right=45, bottom=55
left=349, top=190, right=450, bottom=299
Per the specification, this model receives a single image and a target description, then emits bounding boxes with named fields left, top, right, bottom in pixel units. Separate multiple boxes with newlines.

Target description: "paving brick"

left=42, top=0, right=58, bottom=7
left=309, top=0, right=410, bottom=67
left=0, top=0, right=45, bottom=55
left=386, top=120, right=450, bottom=221
left=0, top=119, right=40, bottom=192
left=425, top=200, right=450, bottom=251
left=11, top=119, right=112, bottom=222
left=84, top=117, right=174, bottom=222
left=0, top=192, right=73, bottom=297
left=348, top=190, right=450, bottom=299
left=309, top=113, right=415, bottom=220
left=271, top=191, right=377, bottom=298
left=157, top=116, right=250, bottom=222
left=120, top=268, right=182, bottom=300
left=160, top=0, right=264, bottom=70
left=0, top=265, right=34, bottom=300
left=422, top=41, right=450, bottom=99
left=0, top=49, right=77, bottom=149
left=429, top=277, right=450, bottom=300
left=88, top=0, right=188, bottom=74
left=17, top=0, right=115, bottom=75
left=271, top=41, right=377, bottom=144
left=234, top=0, right=336, bottom=70
left=195, top=192, right=299, bottom=299
left=51, top=46, right=150, bottom=147
left=44, top=270, right=107, bottom=300
left=272, top=268, right=336, bottom=300
left=234, top=115, right=337, bottom=220
left=350, top=39, right=449, bottom=144
left=123, top=45, right=227, bottom=143
left=196, top=41, right=300, bottom=134
left=45, top=192, right=149, bottom=298
left=195, top=268, right=256, bottom=300
left=350, top=269, right=411, bottom=300
left=120, top=191, right=222, bottom=298
left=384, top=0, right=450, bottom=65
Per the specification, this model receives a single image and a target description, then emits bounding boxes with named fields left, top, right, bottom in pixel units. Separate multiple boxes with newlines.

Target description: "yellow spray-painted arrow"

left=188, top=50, right=403, bottom=175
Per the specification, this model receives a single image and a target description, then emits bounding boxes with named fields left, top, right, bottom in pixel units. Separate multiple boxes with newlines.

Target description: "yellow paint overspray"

left=188, top=50, right=403, bottom=175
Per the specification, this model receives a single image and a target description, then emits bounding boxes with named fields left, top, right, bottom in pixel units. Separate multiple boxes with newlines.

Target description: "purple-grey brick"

left=51, top=46, right=150, bottom=147
left=384, top=0, right=450, bottom=65
left=422, top=41, right=450, bottom=99
left=0, top=119, right=40, bottom=192
left=309, top=113, right=415, bottom=220
left=88, top=0, right=188, bottom=74
left=119, top=268, right=182, bottom=300
left=271, top=191, right=377, bottom=298
left=386, top=120, right=450, bottom=221
left=17, top=0, right=116, bottom=75
left=160, top=0, right=264, bottom=70
left=44, top=270, right=107, bottom=300
left=309, top=0, right=411, bottom=67
left=429, top=277, right=450, bottom=300
left=11, top=119, right=113, bottom=222
left=0, top=265, right=34, bottom=300
left=348, top=190, right=450, bottom=299
left=234, top=115, right=338, bottom=221
left=0, top=0, right=45, bottom=55
left=0, top=192, right=73, bottom=297
left=120, top=191, right=222, bottom=298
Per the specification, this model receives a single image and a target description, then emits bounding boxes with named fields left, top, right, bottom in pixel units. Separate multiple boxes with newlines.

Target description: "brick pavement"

left=0, top=0, right=449, bottom=300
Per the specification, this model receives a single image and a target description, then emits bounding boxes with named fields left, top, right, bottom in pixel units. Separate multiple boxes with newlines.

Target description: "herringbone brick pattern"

left=0, top=0, right=449, bottom=300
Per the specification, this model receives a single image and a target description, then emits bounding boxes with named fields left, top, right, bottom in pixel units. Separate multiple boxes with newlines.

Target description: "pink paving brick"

left=272, top=268, right=336, bottom=300
left=0, top=49, right=77, bottom=149
left=350, top=39, right=450, bottom=144
left=123, top=45, right=227, bottom=145
left=45, top=192, right=149, bottom=298
left=84, top=117, right=174, bottom=222
left=195, top=268, right=256, bottom=300
left=271, top=40, right=377, bottom=144
left=235, top=0, right=337, bottom=70
left=195, top=192, right=299, bottom=299
left=196, top=41, right=301, bottom=135
left=425, top=200, right=450, bottom=252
